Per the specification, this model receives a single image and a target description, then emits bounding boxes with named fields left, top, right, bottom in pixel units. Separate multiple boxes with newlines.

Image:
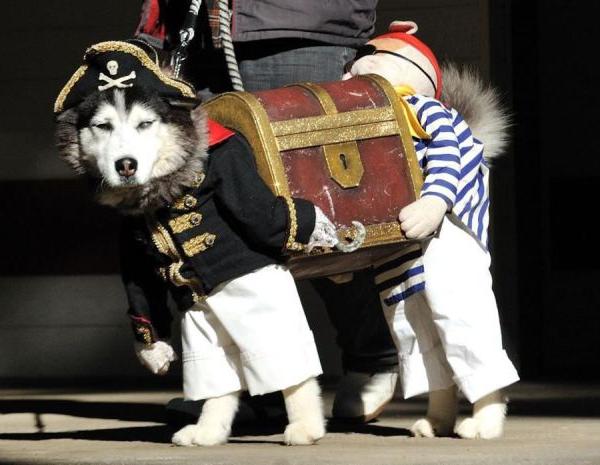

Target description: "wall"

left=511, top=1, right=600, bottom=379
left=0, top=1, right=151, bottom=381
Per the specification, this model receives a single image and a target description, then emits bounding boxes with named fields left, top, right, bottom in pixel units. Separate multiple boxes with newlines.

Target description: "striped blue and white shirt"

left=375, top=94, right=490, bottom=306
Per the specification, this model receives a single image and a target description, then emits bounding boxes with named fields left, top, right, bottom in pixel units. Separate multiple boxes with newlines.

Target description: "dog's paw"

left=455, top=402, right=506, bottom=439
left=455, top=415, right=504, bottom=439
left=172, top=425, right=198, bottom=446
left=171, top=424, right=229, bottom=447
left=411, top=418, right=435, bottom=438
left=411, top=416, right=454, bottom=438
left=283, top=421, right=325, bottom=446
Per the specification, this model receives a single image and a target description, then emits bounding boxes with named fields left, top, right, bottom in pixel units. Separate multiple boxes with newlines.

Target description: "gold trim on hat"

left=54, top=41, right=195, bottom=113
left=53, top=65, right=89, bottom=113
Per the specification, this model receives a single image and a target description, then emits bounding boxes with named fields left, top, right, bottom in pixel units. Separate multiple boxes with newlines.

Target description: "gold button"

left=190, top=213, right=202, bottom=226
left=204, top=234, right=215, bottom=246
left=183, top=195, right=197, bottom=209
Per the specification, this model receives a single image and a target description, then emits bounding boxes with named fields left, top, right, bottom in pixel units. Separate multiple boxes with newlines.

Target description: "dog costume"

left=345, top=21, right=519, bottom=402
left=54, top=40, right=335, bottom=399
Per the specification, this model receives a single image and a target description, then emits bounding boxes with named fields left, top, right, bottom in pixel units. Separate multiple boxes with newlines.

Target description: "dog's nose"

left=115, top=157, right=138, bottom=178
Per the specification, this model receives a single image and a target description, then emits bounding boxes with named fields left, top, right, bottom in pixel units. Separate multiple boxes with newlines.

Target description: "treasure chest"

left=203, top=74, right=423, bottom=279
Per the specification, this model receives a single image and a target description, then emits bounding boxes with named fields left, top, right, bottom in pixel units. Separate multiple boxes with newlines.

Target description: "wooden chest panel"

left=281, top=136, right=415, bottom=226
left=203, top=75, right=423, bottom=279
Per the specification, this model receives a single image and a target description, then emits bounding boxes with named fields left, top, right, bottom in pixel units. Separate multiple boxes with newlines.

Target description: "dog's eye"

left=137, top=120, right=155, bottom=130
left=93, top=122, right=113, bottom=131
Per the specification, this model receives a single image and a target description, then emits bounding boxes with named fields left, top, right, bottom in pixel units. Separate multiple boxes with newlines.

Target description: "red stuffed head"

left=344, top=21, right=442, bottom=99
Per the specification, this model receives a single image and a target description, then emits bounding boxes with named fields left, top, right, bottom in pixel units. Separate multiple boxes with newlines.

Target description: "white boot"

left=283, top=377, right=326, bottom=445
left=411, top=385, right=458, bottom=437
left=172, top=391, right=240, bottom=446
left=455, top=390, right=507, bottom=439
left=332, top=371, right=398, bottom=422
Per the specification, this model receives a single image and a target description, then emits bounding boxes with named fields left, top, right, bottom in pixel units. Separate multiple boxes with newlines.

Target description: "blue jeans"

left=236, top=39, right=354, bottom=89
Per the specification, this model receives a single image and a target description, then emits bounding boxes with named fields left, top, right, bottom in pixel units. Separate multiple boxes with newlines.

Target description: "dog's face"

left=80, top=89, right=199, bottom=187
left=55, top=86, right=207, bottom=211
left=79, top=91, right=164, bottom=186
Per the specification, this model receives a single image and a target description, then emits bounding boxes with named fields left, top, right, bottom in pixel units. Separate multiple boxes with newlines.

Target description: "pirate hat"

left=53, top=39, right=197, bottom=114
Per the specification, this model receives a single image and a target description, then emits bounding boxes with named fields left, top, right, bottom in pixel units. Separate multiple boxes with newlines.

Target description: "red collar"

left=208, top=119, right=234, bottom=147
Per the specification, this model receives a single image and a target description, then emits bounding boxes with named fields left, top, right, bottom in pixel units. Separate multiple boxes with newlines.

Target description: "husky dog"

left=54, top=40, right=337, bottom=446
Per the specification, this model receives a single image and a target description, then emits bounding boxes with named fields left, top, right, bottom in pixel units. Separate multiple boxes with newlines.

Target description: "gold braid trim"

left=145, top=214, right=205, bottom=301
left=53, top=65, right=89, bottom=113
left=146, top=217, right=179, bottom=260
left=172, top=173, right=205, bottom=210
left=54, top=41, right=196, bottom=113
left=136, top=325, right=153, bottom=345
left=283, top=197, right=304, bottom=252
left=182, top=233, right=216, bottom=257
left=169, top=212, right=203, bottom=234
left=173, top=195, right=197, bottom=210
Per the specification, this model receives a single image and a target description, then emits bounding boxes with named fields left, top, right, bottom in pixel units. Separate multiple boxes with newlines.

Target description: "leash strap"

left=171, top=0, right=244, bottom=91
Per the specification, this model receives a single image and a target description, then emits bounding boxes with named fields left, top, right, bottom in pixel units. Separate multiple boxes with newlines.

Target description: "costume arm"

left=211, top=136, right=316, bottom=253
left=119, top=217, right=172, bottom=345
left=416, top=99, right=461, bottom=209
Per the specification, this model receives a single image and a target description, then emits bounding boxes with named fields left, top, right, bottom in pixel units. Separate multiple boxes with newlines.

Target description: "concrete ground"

left=1, top=382, right=600, bottom=465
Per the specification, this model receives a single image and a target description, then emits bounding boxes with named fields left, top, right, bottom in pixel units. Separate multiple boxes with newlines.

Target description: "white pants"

left=181, top=264, right=323, bottom=400
left=378, top=216, right=519, bottom=403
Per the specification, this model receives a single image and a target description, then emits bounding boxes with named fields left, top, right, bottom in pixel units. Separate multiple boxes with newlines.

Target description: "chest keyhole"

left=339, top=153, right=348, bottom=170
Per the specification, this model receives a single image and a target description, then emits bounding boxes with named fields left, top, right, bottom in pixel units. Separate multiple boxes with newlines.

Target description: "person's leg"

left=313, top=268, right=399, bottom=421
left=314, top=268, right=398, bottom=374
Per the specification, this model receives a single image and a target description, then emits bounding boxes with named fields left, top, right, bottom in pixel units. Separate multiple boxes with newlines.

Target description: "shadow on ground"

left=0, top=425, right=174, bottom=443
left=1, top=388, right=599, bottom=445
left=0, top=399, right=166, bottom=423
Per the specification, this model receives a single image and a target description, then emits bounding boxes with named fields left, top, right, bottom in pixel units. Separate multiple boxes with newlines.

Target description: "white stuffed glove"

left=134, top=340, right=178, bottom=375
left=307, top=206, right=339, bottom=252
left=399, top=195, right=448, bottom=239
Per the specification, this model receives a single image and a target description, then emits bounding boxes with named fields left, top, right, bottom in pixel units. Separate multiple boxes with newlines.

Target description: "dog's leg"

left=172, top=391, right=240, bottom=446
left=282, top=377, right=326, bottom=445
left=455, top=389, right=506, bottom=439
left=411, top=385, right=458, bottom=438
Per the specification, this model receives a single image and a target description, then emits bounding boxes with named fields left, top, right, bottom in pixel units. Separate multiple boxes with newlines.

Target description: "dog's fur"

left=441, top=62, right=511, bottom=163
left=55, top=87, right=325, bottom=446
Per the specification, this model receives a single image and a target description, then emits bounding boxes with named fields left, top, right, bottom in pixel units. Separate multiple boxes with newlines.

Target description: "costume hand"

left=307, top=206, right=339, bottom=252
left=399, top=196, right=447, bottom=239
left=135, top=340, right=178, bottom=375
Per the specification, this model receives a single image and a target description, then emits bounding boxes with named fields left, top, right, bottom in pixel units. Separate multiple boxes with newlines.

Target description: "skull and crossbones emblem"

left=97, top=60, right=136, bottom=91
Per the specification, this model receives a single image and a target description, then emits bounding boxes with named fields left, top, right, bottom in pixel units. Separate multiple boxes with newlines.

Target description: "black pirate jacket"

left=120, top=127, right=315, bottom=344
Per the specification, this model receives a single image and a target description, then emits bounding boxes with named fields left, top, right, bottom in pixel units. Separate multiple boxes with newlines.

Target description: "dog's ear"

left=55, top=108, right=86, bottom=174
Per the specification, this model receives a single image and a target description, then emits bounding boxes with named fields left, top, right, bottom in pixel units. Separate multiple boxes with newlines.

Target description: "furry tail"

left=441, top=63, right=511, bottom=162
